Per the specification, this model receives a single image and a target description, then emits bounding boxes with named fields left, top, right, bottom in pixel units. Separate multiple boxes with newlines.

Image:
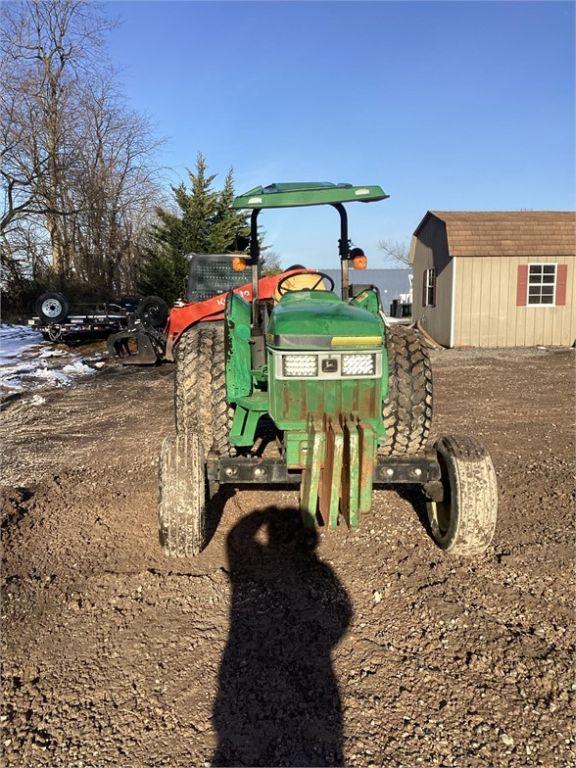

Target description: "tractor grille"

left=272, top=378, right=381, bottom=427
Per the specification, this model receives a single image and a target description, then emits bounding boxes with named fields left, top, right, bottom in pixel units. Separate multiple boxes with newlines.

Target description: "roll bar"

left=248, top=203, right=352, bottom=325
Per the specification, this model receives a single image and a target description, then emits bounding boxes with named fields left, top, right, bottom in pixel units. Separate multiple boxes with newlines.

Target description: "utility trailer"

left=158, top=182, right=498, bottom=557
left=30, top=292, right=167, bottom=345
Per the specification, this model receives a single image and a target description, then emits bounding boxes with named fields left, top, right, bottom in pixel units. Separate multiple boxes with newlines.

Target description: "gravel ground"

left=1, top=347, right=575, bottom=767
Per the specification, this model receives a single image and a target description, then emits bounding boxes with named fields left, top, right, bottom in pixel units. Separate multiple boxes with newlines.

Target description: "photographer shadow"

left=212, top=506, right=352, bottom=767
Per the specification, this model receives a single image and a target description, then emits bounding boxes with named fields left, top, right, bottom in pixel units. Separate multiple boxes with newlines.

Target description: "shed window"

left=423, top=268, right=436, bottom=307
left=527, top=264, right=556, bottom=305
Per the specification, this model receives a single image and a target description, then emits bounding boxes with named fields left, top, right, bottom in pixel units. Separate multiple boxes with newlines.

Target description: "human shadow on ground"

left=212, top=507, right=352, bottom=767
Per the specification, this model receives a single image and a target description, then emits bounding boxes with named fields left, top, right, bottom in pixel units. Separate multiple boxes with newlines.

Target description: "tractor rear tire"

left=379, top=325, right=433, bottom=456
left=159, top=433, right=207, bottom=557
left=427, top=435, right=498, bottom=556
left=175, top=322, right=234, bottom=457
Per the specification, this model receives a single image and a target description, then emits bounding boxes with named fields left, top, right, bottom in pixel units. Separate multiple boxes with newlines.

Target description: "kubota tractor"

left=107, top=253, right=307, bottom=364
left=159, top=182, right=498, bottom=557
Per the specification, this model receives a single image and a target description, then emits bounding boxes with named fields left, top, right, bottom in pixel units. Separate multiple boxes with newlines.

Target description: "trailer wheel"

left=136, top=295, right=169, bottom=329
left=159, top=433, right=207, bottom=557
left=35, top=292, right=69, bottom=324
left=427, top=435, right=498, bottom=556
left=175, top=322, right=234, bottom=457
left=379, top=325, right=433, bottom=456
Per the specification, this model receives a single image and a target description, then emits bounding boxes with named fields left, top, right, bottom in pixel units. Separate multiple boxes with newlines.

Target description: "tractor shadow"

left=212, top=507, right=352, bottom=767
left=395, top=484, right=434, bottom=539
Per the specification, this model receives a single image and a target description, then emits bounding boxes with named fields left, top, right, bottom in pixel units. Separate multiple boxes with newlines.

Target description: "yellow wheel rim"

left=427, top=499, right=452, bottom=539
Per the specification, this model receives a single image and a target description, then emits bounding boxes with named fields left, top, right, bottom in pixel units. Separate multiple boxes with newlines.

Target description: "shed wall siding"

left=411, top=219, right=453, bottom=346
left=453, top=255, right=576, bottom=347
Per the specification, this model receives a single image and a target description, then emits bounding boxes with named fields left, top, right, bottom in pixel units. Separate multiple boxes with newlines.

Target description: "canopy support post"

left=250, top=208, right=261, bottom=327
left=333, top=203, right=351, bottom=299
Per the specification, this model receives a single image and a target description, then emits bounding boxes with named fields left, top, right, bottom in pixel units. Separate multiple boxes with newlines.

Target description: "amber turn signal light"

left=231, top=257, right=248, bottom=272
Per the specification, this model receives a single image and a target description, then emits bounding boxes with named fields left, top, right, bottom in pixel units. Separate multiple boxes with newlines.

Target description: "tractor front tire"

left=159, top=433, right=207, bottom=557
left=175, top=323, right=233, bottom=457
left=379, top=325, right=433, bottom=456
left=427, top=435, right=498, bottom=556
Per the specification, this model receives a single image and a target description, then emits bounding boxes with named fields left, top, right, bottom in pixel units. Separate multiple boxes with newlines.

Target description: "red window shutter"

left=516, top=265, right=528, bottom=306
left=422, top=270, right=428, bottom=307
left=556, top=264, right=568, bottom=306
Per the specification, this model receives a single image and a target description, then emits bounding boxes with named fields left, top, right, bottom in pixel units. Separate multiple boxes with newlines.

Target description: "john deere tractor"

left=159, top=182, right=497, bottom=557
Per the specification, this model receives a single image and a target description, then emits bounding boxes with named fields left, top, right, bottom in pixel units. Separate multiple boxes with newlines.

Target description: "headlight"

left=342, top=353, right=375, bottom=376
left=282, top=354, right=318, bottom=377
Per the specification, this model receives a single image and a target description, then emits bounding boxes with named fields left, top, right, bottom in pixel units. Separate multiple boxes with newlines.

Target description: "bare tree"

left=0, top=79, right=45, bottom=234
left=378, top=238, right=412, bottom=266
left=1, top=1, right=161, bottom=297
left=261, top=250, right=282, bottom=276
left=1, top=217, right=50, bottom=283
left=0, top=0, right=113, bottom=275
left=67, top=73, right=161, bottom=291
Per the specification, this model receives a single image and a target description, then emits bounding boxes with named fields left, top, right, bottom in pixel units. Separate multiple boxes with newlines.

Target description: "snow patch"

left=0, top=324, right=44, bottom=364
left=34, top=367, right=71, bottom=386
left=0, top=324, right=105, bottom=397
left=1, top=379, right=24, bottom=392
left=62, top=361, right=96, bottom=376
left=39, top=348, right=67, bottom=359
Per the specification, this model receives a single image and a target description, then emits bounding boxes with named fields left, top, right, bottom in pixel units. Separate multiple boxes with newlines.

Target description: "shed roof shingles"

left=427, top=211, right=576, bottom=257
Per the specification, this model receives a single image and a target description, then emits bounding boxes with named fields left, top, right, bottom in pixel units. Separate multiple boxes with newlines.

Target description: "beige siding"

left=453, top=256, right=576, bottom=347
left=411, top=218, right=453, bottom=346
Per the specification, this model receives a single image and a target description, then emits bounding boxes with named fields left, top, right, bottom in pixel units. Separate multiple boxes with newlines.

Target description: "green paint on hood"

left=267, top=291, right=383, bottom=347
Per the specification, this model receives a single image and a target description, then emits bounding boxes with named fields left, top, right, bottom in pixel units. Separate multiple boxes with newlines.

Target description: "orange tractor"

left=107, top=254, right=308, bottom=364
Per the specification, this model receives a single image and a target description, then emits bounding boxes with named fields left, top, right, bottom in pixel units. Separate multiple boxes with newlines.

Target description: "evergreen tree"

left=138, top=154, right=251, bottom=303
left=137, top=245, right=189, bottom=304
left=209, top=169, right=248, bottom=253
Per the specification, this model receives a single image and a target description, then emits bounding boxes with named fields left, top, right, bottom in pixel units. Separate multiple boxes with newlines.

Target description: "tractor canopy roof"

left=232, top=182, right=389, bottom=210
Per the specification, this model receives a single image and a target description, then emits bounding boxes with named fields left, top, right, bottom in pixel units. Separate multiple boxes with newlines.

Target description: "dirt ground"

left=1, top=347, right=575, bottom=767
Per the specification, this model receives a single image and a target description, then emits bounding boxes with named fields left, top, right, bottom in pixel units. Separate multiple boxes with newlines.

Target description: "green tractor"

left=159, top=182, right=497, bottom=557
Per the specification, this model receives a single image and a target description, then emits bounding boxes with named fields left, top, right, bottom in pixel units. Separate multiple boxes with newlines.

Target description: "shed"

left=411, top=211, right=576, bottom=347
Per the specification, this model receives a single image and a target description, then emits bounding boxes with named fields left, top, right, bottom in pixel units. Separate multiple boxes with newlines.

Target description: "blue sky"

left=108, top=1, right=575, bottom=268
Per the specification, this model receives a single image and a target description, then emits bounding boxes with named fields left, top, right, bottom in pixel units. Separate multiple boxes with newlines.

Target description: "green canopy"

left=232, top=182, right=389, bottom=210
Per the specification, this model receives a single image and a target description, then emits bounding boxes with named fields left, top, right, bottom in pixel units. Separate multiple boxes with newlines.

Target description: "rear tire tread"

left=380, top=325, right=433, bottom=456
left=175, top=323, right=234, bottom=457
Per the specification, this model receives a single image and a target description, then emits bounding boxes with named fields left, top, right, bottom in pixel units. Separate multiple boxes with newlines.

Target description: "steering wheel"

left=276, top=270, right=336, bottom=297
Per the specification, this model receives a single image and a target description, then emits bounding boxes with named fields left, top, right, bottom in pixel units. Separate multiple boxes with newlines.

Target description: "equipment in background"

left=106, top=256, right=308, bottom=364
left=29, top=293, right=167, bottom=345
left=389, top=274, right=413, bottom=318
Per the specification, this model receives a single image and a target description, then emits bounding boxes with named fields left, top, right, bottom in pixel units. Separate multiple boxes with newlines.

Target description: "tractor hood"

left=267, top=292, right=383, bottom=350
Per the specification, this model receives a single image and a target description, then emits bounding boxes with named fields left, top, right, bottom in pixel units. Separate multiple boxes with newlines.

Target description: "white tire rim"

left=41, top=298, right=63, bottom=318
